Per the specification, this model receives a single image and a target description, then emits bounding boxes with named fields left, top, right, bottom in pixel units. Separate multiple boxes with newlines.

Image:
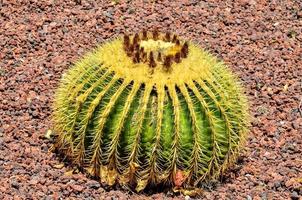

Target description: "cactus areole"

left=52, top=30, right=249, bottom=192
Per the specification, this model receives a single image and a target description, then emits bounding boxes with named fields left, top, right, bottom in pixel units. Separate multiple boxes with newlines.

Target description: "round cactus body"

left=52, top=31, right=249, bottom=191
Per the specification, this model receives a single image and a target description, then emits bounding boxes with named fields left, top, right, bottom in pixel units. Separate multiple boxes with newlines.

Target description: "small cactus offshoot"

left=52, top=31, right=249, bottom=192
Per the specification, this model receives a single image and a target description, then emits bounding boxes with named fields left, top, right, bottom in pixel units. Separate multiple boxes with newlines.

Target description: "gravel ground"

left=1, top=0, right=301, bottom=199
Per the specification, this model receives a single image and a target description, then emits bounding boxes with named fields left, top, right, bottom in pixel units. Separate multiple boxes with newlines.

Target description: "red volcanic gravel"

left=0, top=0, right=301, bottom=199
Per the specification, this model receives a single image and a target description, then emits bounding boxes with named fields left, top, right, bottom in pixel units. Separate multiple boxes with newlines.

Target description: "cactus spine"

left=52, top=31, right=249, bottom=191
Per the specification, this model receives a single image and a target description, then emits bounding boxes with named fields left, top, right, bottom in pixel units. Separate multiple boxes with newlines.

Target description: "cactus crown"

left=52, top=31, right=249, bottom=193
left=123, top=30, right=188, bottom=71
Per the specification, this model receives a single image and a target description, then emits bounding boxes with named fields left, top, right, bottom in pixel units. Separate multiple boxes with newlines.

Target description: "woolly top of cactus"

left=85, top=31, right=217, bottom=84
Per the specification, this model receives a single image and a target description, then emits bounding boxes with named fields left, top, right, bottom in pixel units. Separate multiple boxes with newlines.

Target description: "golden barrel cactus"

left=52, top=30, right=249, bottom=192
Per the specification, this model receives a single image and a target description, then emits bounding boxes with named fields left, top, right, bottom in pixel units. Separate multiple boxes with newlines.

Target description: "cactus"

left=52, top=31, right=249, bottom=192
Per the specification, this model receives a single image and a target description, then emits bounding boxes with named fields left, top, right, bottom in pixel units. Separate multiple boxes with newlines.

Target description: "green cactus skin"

left=52, top=31, right=249, bottom=192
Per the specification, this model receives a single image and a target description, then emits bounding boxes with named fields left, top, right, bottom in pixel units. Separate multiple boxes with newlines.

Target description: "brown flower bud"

left=163, top=55, right=172, bottom=71
left=123, top=34, right=130, bottom=49
left=142, top=30, right=147, bottom=40
left=165, top=32, right=171, bottom=42
left=139, top=47, right=144, bottom=54
left=133, top=33, right=139, bottom=46
left=153, top=29, right=159, bottom=40
left=172, top=35, right=177, bottom=43
left=157, top=52, right=162, bottom=62
left=127, top=44, right=134, bottom=56
left=181, top=42, right=189, bottom=58
left=134, top=43, right=140, bottom=52
left=174, top=52, right=181, bottom=63
left=149, top=51, right=156, bottom=68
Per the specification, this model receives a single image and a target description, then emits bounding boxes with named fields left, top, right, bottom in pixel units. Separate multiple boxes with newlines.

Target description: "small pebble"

left=291, top=191, right=300, bottom=200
